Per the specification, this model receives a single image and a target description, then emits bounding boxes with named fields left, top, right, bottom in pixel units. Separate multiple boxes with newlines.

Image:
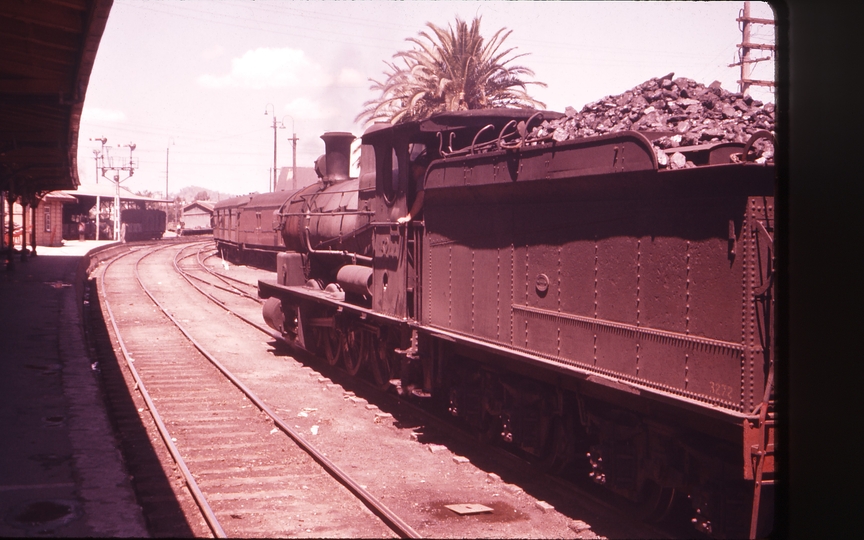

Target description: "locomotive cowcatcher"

left=258, top=109, right=775, bottom=538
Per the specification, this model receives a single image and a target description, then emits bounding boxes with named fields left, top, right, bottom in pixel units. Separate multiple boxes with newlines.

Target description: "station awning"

left=61, top=183, right=172, bottom=204
left=0, top=0, right=114, bottom=197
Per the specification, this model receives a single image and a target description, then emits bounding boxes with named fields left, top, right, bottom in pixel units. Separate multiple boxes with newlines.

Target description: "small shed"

left=36, top=191, right=79, bottom=247
left=182, top=200, right=215, bottom=231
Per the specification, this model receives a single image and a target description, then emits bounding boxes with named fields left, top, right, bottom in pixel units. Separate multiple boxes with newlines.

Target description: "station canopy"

left=61, top=182, right=172, bottom=204
left=0, top=0, right=113, bottom=198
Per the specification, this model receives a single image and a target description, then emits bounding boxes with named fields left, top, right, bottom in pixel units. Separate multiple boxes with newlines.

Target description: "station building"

left=181, top=200, right=215, bottom=232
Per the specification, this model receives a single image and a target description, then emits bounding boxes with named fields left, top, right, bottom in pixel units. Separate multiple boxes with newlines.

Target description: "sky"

left=77, top=0, right=776, bottom=198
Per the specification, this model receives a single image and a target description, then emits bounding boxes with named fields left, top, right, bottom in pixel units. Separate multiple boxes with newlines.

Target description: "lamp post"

left=284, top=115, right=298, bottom=190
left=89, top=137, right=107, bottom=239
left=265, top=104, right=277, bottom=192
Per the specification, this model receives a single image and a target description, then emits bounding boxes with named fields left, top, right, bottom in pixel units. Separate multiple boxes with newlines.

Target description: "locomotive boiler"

left=258, top=110, right=775, bottom=538
left=213, top=132, right=371, bottom=270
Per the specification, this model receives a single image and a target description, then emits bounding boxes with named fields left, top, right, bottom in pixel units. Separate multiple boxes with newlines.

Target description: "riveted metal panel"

left=372, top=224, right=406, bottom=318
left=425, top=236, right=451, bottom=328
left=521, top=244, right=565, bottom=358
left=472, top=245, right=502, bottom=341
left=420, top=150, right=773, bottom=413
left=448, top=243, right=475, bottom=332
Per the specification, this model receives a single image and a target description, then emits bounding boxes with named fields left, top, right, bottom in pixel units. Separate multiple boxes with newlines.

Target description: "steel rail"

left=192, top=245, right=262, bottom=296
left=172, top=245, right=282, bottom=339
left=172, top=245, right=262, bottom=303
left=196, top=246, right=261, bottom=290
left=163, top=243, right=422, bottom=539
left=171, top=242, right=675, bottom=539
left=99, top=245, right=227, bottom=538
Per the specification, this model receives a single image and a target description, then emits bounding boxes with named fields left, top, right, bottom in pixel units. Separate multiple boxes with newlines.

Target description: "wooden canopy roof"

left=0, top=0, right=113, bottom=200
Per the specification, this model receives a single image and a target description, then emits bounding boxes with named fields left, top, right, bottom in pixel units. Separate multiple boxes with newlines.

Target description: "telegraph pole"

left=288, top=131, right=298, bottom=190
left=729, top=1, right=775, bottom=95
left=272, top=115, right=277, bottom=191
left=264, top=104, right=286, bottom=192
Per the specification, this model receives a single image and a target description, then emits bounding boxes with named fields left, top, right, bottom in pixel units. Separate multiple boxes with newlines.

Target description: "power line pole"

left=729, top=1, right=775, bottom=95
left=288, top=131, right=298, bottom=190
left=272, top=114, right=278, bottom=192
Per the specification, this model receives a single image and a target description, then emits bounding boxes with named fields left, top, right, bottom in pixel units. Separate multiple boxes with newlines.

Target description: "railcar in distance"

left=121, top=208, right=166, bottom=241
left=213, top=192, right=293, bottom=268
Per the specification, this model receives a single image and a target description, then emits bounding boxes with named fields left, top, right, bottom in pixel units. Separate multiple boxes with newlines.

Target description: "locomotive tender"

left=257, top=110, right=775, bottom=538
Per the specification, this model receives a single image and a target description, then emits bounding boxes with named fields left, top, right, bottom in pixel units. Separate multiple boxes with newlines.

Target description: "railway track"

left=91, top=241, right=689, bottom=538
left=96, top=242, right=415, bottom=538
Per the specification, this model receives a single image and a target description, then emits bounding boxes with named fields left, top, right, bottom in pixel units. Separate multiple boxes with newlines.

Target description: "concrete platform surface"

left=1, top=241, right=148, bottom=537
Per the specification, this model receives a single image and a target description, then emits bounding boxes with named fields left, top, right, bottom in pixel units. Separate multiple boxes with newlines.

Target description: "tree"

left=356, top=16, right=547, bottom=126
left=194, top=190, right=211, bottom=201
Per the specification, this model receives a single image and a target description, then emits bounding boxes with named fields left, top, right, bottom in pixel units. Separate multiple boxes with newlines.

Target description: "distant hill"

left=171, top=167, right=321, bottom=204
left=174, top=185, right=239, bottom=203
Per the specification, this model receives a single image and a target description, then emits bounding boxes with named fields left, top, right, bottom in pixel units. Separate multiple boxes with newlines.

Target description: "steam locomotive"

left=255, top=110, right=775, bottom=538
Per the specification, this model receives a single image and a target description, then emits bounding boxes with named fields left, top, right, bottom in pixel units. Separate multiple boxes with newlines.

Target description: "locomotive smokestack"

left=320, top=132, right=354, bottom=184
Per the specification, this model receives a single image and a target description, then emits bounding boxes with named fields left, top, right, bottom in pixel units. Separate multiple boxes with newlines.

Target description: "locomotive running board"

left=258, top=279, right=408, bottom=327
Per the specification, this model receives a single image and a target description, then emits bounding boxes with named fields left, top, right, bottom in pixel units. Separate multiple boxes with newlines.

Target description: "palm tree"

left=356, top=16, right=547, bottom=126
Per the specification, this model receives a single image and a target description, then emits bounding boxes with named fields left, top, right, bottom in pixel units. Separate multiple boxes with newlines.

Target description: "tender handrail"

left=470, top=124, right=495, bottom=155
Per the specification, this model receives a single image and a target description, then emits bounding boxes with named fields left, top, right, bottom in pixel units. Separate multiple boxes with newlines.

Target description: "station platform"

left=0, top=240, right=149, bottom=536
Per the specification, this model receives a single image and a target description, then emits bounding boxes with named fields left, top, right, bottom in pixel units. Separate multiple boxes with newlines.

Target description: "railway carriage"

left=212, top=194, right=247, bottom=258
left=121, top=208, right=166, bottom=241
left=213, top=191, right=297, bottom=267
left=258, top=110, right=775, bottom=538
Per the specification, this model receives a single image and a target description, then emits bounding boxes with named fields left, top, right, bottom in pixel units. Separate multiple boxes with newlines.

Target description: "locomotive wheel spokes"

left=636, top=480, right=677, bottom=523
left=370, top=335, right=394, bottom=390
left=322, top=326, right=344, bottom=366
left=343, top=326, right=366, bottom=376
left=540, top=416, right=577, bottom=474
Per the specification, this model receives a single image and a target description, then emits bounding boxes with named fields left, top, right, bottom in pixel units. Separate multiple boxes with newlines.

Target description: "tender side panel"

left=423, top=163, right=772, bottom=412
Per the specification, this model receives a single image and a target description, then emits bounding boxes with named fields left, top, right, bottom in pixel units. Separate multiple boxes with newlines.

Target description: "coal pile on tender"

left=532, top=72, right=775, bottom=168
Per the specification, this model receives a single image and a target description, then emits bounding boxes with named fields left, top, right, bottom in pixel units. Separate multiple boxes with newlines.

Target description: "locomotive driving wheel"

left=636, top=480, right=677, bottom=523
left=540, top=416, right=577, bottom=474
left=320, top=326, right=344, bottom=366
left=369, top=331, right=396, bottom=390
left=343, top=325, right=369, bottom=376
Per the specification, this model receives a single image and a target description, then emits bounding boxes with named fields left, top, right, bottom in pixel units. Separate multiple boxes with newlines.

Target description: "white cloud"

left=82, top=107, right=126, bottom=122
left=197, top=47, right=331, bottom=89
left=336, top=68, right=366, bottom=88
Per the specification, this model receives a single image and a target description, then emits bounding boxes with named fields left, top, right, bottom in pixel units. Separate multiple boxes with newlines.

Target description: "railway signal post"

left=97, top=143, right=138, bottom=241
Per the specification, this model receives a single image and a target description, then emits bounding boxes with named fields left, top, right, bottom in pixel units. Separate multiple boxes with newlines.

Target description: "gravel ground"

left=144, top=247, right=667, bottom=539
